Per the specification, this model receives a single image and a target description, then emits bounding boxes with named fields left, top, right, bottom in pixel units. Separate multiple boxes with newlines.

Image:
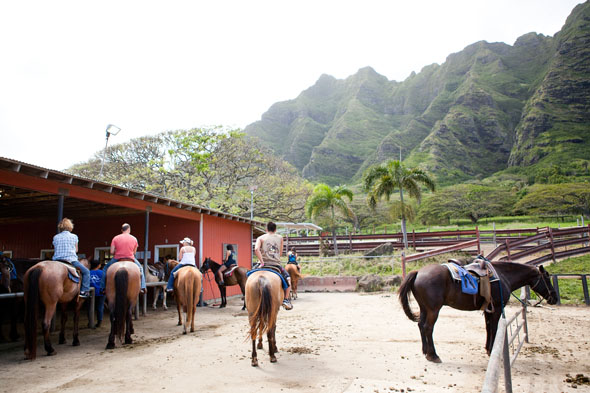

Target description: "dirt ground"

left=0, top=292, right=588, bottom=393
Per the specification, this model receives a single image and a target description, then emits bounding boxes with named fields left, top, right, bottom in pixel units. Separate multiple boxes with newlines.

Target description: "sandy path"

left=0, top=293, right=588, bottom=393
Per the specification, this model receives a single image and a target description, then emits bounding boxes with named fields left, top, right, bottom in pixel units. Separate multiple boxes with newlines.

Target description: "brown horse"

left=23, top=260, right=89, bottom=360
left=200, top=257, right=247, bottom=310
left=399, top=261, right=557, bottom=363
left=173, top=266, right=202, bottom=334
left=245, top=270, right=284, bottom=367
left=285, top=263, right=301, bottom=300
left=105, top=260, right=141, bottom=349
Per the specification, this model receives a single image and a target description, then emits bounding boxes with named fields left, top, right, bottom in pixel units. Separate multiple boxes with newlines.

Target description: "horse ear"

left=539, top=265, right=546, bottom=273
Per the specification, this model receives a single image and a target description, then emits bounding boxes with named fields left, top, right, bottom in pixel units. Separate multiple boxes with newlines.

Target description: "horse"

left=105, top=260, right=141, bottom=349
left=285, top=263, right=301, bottom=300
left=146, top=262, right=167, bottom=310
left=173, top=266, right=202, bottom=334
left=200, top=257, right=248, bottom=310
left=23, top=259, right=89, bottom=360
left=245, top=270, right=284, bottom=367
left=0, top=256, right=22, bottom=342
left=398, top=260, right=557, bottom=363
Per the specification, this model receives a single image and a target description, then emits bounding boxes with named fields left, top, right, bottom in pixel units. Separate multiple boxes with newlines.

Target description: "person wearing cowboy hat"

left=166, top=237, right=197, bottom=292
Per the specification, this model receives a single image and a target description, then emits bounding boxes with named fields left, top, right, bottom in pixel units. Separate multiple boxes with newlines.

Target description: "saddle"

left=173, top=264, right=198, bottom=279
left=444, top=259, right=496, bottom=313
left=223, top=265, right=238, bottom=278
left=147, top=264, right=164, bottom=281
left=53, top=260, right=80, bottom=284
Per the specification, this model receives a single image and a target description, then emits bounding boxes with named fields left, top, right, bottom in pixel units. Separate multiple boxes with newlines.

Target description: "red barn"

left=0, top=157, right=261, bottom=305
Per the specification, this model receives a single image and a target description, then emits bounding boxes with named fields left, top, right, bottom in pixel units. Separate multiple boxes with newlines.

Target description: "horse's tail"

left=114, top=269, right=129, bottom=343
left=399, top=271, right=419, bottom=322
left=249, top=275, right=275, bottom=340
left=24, top=267, right=42, bottom=360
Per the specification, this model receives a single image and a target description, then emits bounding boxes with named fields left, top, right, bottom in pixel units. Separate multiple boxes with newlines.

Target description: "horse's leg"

left=251, top=339, right=258, bottom=367
left=152, top=287, right=158, bottom=310
left=417, top=305, right=428, bottom=355
left=43, top=302, right=58, bottom=356
left=486, top=312, right=501, bottom=355
left=176, top=294, right=182, bottom=326
left=72, top=298, right=85, bottom=346
left=423, top=308, right=442, bottom=363
left=162, top=286, right=168, bottom=310
left=257, top=336, right=263, bottom=349
left=240, top=278, right=247, bottom=310
left=106, top=304, right=116, bottom=349
left=268, top=325, right=278, bottom=363
left=219, top=285, right=226, bottom=308
left=124, top=306, right=133, bottom=344
left=59, top=302, right=68, bottom=345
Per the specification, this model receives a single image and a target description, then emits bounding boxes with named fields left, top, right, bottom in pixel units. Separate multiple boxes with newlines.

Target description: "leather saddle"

left=223, top=265, right=238, bottom=277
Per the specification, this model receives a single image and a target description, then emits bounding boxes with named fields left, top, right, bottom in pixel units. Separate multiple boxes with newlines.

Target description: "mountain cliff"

left=245, top=2, right=590, bottom=185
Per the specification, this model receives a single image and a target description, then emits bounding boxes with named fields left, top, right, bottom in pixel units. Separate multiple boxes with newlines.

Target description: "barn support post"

left=57, top=195, right=64, bottom=228
left=199, top=214, right=204, bottom=307
left=142, top=207, right=151, bottom=316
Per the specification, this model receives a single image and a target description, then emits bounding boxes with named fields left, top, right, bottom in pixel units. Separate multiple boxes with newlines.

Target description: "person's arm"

left=75, top=243, right=79, bottom=253
left=110, top=239, right=116, bottom=256
left=178, top=247, right=185, bottom=261
left=279, top=237, right=284, bottom=258
left=254, top=238, right=264, bottom=266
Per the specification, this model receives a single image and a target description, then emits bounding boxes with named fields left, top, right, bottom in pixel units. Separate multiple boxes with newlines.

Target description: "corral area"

left=1, top=292, right=588, bottom=393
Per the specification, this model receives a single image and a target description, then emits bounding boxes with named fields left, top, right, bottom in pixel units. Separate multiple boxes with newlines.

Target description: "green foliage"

left=305, top=184, right=354, bottom=231
left=513, top=183, right=590, bottom=217
left=67, top=128, right=312, bottom=221
left=417, top=184, right=517, bottom=224
left=545, top=254, right=590, bottom=305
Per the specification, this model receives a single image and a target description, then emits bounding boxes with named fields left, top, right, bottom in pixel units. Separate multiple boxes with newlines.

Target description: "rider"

left=255, top=221, right=293, bottom=310
left=216, top=244, right=237, bottom=286
left=101, top=223, right=146, bottom=294
left=166, top=237, right=196, bottom=293
left=52, top=218, right=90, bottom=298
left=287, top=247, right=300, bottom=272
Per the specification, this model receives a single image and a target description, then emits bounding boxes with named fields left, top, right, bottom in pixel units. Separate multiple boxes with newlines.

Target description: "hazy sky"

left=0, top=0, right=583, bottom=171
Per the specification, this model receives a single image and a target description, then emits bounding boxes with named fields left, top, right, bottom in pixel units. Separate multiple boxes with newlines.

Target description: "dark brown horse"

left=399, top=261, right=557, bottom=363
left=245, top=270, right=284, bottom=367
left=105, top=260, right=141, bottom=349
left=200, top=257, right=247, bottom=310
left=23, top=260, right=89, bottom=360
left=173, top=266, right=202, bottom=334
left=285, top=263, right=301, bottom=300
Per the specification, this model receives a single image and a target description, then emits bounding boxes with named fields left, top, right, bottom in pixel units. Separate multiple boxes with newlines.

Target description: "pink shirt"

left=111, top=233, right=138, bottom=260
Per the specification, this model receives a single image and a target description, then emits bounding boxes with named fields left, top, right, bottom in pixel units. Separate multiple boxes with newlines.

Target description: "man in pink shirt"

left=101, top=223, right=146, bottom=293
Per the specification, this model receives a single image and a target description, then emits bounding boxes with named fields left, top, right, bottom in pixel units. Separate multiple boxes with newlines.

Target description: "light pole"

left=99, top=124, right=121, bottom=178
left=249, top=185, right=258, bottom=220
left=396, top=144, right=408, bottom=248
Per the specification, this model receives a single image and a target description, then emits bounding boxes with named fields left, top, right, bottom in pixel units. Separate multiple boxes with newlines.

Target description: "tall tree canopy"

left=363, top=160, right=435, bottom=248
left=68, top=127, right=312, bottom=221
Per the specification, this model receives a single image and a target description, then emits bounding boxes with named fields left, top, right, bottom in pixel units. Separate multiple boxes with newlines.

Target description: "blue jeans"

left=167, top=264, right=201, bottom=291
left=71, top=260, right=90, bottom=293
left=88, top=295, right=105, bottom=322
left=102, top=258, right=146, bottom=290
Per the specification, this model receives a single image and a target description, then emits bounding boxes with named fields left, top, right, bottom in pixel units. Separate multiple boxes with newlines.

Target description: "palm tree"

left=363, top=160, right=435, bottom=249
left=305, top=183, right=354, bottom=255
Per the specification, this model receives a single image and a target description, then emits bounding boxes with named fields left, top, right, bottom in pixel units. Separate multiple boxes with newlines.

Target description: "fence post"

left=349, top=233, right=352, bottom=252
left=493, top=222, right=497, bottom=248
left=503, top=329, right=513, bottom=393
left=521, top=301, right=529, bottom=343
left=89, top=287, right=95, bottom=328
left=401, top=252, right=406, bottom=279
left=505, top=239, right=511, bottom=260
left=552, top=275, right=561, bottom=305
left=581, top=275, right=590, bottom=306
left=412, top=229, right=416, bottom=249
left=476, top=226, right=481, bottom=255
left=548, top=227, right=557, bottom=264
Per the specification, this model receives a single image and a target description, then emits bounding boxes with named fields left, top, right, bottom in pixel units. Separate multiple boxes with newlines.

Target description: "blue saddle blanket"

left=443, top=262, right=478, bottom=295
left=247, top=268, right=288, bottom=289
left=68, top=270, right=80, bottom=284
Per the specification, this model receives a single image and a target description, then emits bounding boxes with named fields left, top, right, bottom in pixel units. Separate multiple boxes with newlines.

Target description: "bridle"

left=529, top=270, right=554, bottom=305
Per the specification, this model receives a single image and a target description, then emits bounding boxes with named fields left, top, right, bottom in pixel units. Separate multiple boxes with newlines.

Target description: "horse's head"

left=0, top=256, right=12, bottom=293
left=531, top=265, right=558, bottom=305
left=200, top=258, right=211, bottom=273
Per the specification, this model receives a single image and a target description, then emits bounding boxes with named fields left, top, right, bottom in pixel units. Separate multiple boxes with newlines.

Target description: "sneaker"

left=78, top=291, right=89, bottom=298
left=282, top=299, right=293, bottom=310
left=166, top=288, right=174, bottom=293
left=140, top=288, right=146, bottom=294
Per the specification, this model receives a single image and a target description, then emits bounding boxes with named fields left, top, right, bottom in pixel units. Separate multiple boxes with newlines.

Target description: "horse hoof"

left=106, top=343, right=115, bottom=350
left=257, top=342, right=263, bottom=349
left=47, top=350, right=57, bottom=356
left=270, top=356, right=277, bottom=363
left=58, top=336, right=66, bottom=345
left=251, top=359, right=258, bottom=367
left=177, top=322, right=182, bottom=326
left=72, top=339, right=80, bottom=347
left=163, top=306, right=168, bottom=310
left=125, top=338, right=133, bottom=345
left=426, top=355, right=442, bottom=363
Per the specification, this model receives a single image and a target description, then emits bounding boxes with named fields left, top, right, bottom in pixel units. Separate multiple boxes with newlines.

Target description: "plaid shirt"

left=52, top=231, right=79, bottom=262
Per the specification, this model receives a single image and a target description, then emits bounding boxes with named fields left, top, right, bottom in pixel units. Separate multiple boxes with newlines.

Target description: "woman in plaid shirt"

left=52, top=218, right=90, bottom=298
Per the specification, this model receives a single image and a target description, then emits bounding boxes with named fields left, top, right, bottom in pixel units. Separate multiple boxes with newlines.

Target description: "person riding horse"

left=217, top=244, right=237, bottom=286
left=52, top=218, right=90, bottom=298
left=254, top=221, right=293, bottom=310
left=101, top=223, right=146, bottom=294
left=287, top=247, right=300, bottom=272
left=166, top=237, right=197, bottom=293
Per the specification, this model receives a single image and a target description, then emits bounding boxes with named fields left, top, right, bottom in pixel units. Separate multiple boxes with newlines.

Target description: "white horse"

left=146, top=263, right=167, bottom=310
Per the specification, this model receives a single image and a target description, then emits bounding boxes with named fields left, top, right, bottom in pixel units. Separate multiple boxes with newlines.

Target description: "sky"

left=0, top=0, right=584, bottom=171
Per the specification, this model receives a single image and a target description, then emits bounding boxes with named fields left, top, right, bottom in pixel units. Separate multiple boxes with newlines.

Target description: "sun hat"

left=180, top=237, right=193, bottom=245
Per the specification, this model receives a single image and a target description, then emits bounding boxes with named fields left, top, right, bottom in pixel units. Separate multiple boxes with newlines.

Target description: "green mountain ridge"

left=245, top=2, right=590, bottom=185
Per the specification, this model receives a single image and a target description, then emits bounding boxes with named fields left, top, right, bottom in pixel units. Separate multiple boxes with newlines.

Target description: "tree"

left=305, top=184, right=354, bottom=255
left=363, top=160, right=435, bottom=249
left=67, top=128, right=312, bottom=221
left=514, top=183, right=590, bottom=218
left=417, top=184, right=516, bottom=225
